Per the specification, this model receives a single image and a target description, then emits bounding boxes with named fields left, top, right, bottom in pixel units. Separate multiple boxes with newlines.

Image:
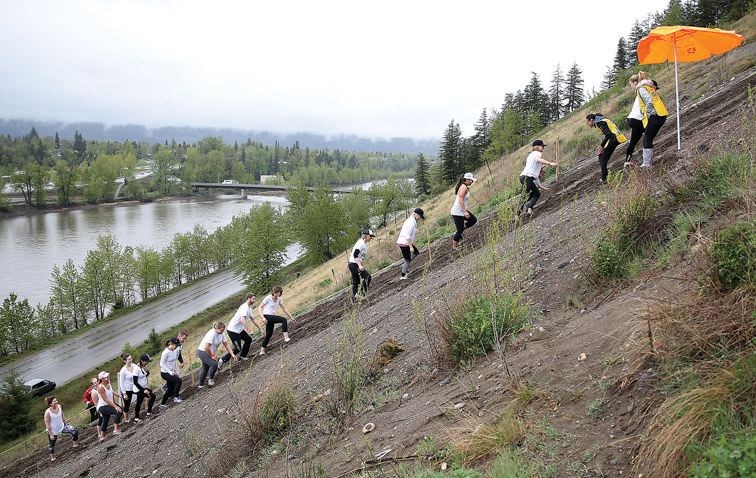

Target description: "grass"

left=447, top=406, right=524, bottom=465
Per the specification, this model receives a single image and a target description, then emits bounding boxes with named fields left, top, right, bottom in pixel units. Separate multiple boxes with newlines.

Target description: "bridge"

left=190, top=182, right=354, bottom=196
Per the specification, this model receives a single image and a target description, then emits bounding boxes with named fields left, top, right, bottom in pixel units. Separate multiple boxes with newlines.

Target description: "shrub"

left=258, top=382, right=298, bottom=439
left=447, top=293, right=529, bottom=364
left=590, top=240, right=625, bottom=278
left=147, top=328, right=163, bottom=355
left=328, top=317, right=367, bottom=417
left=708, top=221, right=755, bottom=290
left=0, top=372, right=36, bottom=441
left=0, top=195, right=12, bottom=212
left=690, top=432, right=756, bottom=478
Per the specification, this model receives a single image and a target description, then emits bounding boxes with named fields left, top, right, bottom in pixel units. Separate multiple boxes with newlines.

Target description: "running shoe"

left=399, top=275, right=407, bottom=280
left=159, top=404, right=168, bottom=409
left=207, top=379, right=215, bottom=387
left=173, top=397, right=183, bottom=403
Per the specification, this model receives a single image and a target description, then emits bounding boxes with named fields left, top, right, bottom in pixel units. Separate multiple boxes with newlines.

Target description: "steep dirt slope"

left=4, top=62, right=754, bottom=478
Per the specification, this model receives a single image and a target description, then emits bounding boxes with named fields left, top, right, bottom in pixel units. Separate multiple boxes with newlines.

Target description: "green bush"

left=317, top=278, right=332, bottom=289
left=0, top=195, right=12, bottom=212
left=709, top=221, right=755, bottom=290
left=449, top=293, right=529, bottom=364
left=147, top=328, right=163, bottom=355
left=690, top=432, right=756, bottom=478
left=591, top=240, right=626, bottom=278
left=258, top=383, right=297, bottom=439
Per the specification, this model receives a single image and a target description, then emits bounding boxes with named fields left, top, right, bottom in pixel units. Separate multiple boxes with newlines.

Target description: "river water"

left=0, top=193, right=293, bottom=307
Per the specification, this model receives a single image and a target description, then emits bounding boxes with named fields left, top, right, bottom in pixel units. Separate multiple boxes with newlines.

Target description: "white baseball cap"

left=463, top=172, right=477, bottom=182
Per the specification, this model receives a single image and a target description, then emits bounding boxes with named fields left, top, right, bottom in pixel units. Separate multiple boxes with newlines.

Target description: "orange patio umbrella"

left=637, top=26, right=744, bottom=150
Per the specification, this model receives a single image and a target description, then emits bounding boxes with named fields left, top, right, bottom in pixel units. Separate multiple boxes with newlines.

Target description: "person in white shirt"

left=257, top=286, right=294, bottom=355
left=131, top=354, right=155, bottom=421
left=117, top=353, right=138, bottom=422
left=450, top=173, right=478, bottom=250
left=196, top=321, right=237, bottom=387
left=159, top=338, right=183, bottom=407
left=519, top=140, right=558, bottom=217
left=226, top=293, right=262, bottom=361
left=95, top=371, right=123, bottom=441
left=624, top=74, right=646, bottom=166
left=348, top=229, right=375, bottom=301
left=43, top=396, right=78, bottom=461
left=396, top=208, right=425, bottom=280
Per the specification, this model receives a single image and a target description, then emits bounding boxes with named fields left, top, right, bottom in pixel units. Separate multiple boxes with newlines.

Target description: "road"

left=0, top=269, right=245, bottom=386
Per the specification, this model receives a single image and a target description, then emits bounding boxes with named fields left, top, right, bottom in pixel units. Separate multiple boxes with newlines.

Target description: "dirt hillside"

left=3, top=46, right=754, bottom=478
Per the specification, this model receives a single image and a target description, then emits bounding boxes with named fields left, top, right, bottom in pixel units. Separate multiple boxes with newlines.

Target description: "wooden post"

left=556, top=136, right=561, bottom=179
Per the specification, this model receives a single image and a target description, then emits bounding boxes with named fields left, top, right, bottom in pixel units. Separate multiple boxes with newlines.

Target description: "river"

left=0, top=193, right=292, bottom=307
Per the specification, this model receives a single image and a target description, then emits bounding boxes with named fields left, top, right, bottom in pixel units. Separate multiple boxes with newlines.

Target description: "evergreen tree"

left=522, top=72, right=550, bottom=126
left=439, top=120, right=463, bottom=183
left=0, top=372, right=36, bottom=441
left=564, top=63, right=585, bottom=112
left=54, top=132, right=61, bottom=150
left=414, top=153, right=431, bottom=196
left=468, top=108, right=492, bottom=170
left=547, top=64, right=565, bottom=121
left=628, top=21, right=646, bottom=64
left=73, top=130, right=87, bottom=160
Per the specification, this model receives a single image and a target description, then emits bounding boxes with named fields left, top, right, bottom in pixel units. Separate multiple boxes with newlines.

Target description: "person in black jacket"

left=586, top=113, right=627, bottom=183
left=348, top=229, right=375, bottom=302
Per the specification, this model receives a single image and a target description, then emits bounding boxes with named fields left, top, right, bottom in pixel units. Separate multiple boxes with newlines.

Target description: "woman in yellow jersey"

left=636, top=71, right=668, bottom=168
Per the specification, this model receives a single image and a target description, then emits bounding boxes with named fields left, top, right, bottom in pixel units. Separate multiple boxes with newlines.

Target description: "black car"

left=24, top=379, right=57, bottom=396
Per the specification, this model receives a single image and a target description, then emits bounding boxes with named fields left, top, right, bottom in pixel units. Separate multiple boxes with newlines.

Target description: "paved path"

left=0, top=269, right=245, bottom=386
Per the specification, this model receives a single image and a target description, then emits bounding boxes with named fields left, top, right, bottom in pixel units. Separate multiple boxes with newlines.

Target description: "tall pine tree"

left=73, top=130, right=87, bottom=160
left=548, top=64, right=565, bottom=121
left=414, top=153, right=431, bottom=196
left=522, top=72, right=550, bottom=127
left=564, top=63, right=585, bottom=112
left=439, top=120, right=463, bottom=183
left=628, top=21, right=646, bottom=64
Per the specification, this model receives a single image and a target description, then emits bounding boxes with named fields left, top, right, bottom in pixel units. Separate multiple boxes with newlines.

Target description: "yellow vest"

left=637, top=84, right=669, bottom=127
left=596, top=118, right=628, bottom=146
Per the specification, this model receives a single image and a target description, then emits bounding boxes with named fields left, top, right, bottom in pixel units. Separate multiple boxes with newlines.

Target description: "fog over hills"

left=0, top=119, right=438, bottom=154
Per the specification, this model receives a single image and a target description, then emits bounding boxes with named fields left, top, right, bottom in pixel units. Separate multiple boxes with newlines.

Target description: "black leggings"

left=86, top=402, right=98, bottom=423
left=452, top=213, right=477, bottom=242
left=643, top=115, right=667, bottom=149
left=160, top=372, right=182, bottom=404
left=262, top=314, right=288, bottom=348
left=227, top=329, right=252, bottom=358
left=98, top=405, right=122, bottom=431
left=133, top=388, right=155, bottom=418
left=519, top=175, right=540, bottom=212
left=626, top=118, right=645, bottom=158
left=348, top=262, right=371, bottom=298
left=599, top=139, right=619, bottom=181
left=122, top=391, right=133, bottom=413
left=399, top=245, right=420, bottom=275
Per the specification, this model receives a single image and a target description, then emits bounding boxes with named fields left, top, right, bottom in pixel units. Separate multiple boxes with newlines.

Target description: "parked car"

left=23, top=378, right=56, bottom=396
left=221, top=179, right=238, bottom=184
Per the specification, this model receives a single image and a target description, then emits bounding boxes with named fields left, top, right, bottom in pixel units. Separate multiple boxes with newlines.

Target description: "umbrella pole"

left=674, top=37, right=681, bottom=150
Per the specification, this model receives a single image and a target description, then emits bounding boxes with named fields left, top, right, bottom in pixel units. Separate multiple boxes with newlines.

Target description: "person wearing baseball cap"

left=519, top=140, right=558, bottom=217
left=94, top=371, right=123, bottom=441
left=396, top=208, right=425, bottom=280
left=348, top=228, right=375, bottom=302
left=450, top=173, right=478, bottom=250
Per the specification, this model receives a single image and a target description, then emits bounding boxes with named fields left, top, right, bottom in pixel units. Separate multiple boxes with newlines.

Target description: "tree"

left=53, top=159, right=77, bottom=207
left=28, top=163, right=48, bottom=207
left=54, top=132, right=61, bottom=150
left=0, top=293, right=35, bottom=354
left=414, top=154, right=431, bottom=196
left=548, top=64, right=565, bottom=121
left=152, top=149, right=177, bottom=194
left=288, top=185, right=345, bottom=264
left=50, top=259, right=85, bottom=330
left=369, top=178, right=411, bottom=228
left=0, top=372, right=36, bottom=440
left=439, top=120, right=463, bottom=183
left=81, top=249, right=107, bottom=321
left=628, top=21, right=646, bottom=64
left=564, top=63, right=585, bottom=113
left=11, top=168, right=34, bottom=206
left=522, top=72, right=550, bottom=127
left=603, top=38, right=631, bottom=89
left=232, top=203, right=289, bottom=292
left=73, top=130, right=87, bottom=160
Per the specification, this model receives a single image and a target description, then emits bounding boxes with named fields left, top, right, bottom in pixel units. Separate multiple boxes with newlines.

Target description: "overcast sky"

left=0, top=0, right=666, bottom=139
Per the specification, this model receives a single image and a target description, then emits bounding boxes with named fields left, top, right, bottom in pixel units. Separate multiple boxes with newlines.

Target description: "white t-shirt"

left=450, top=187, right=469, bottom=216
left=396, top=216, right=418, bottom=246
left=349, top=239, right=367, bottom=264
left=521, top=151, right=544, bottom=179
left=628, top=94, right=643, bottom=121
left=260, top=294, right=283, bottom=316
left=118, top=364, right=137, bottom=395
left=228, top=301, right=252, bottom=333
left=198, top=328, right=226, bottom=354
left=132, top=366, right=149, bottom=393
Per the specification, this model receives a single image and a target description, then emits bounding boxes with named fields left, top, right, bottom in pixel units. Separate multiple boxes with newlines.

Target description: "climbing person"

left=226, top=293, right=261, bottom=361
left=44, top=396, right=79, bottom=461
left=636, top=72, right=668, bottom=168
left=132, top=354, right=155, bottom=421
left=396, top=208, right=425, bottom=280
left=585, top=113, right=628, bottom=183
left=117, top=353, right=137, bottom=422
left=161, top=330, right=188, bottom=395
left=348, top=229, right=375, bottom=301
left=159, top=337, right=183, bottom=408
left=450, top=173, right=478, bottom=250
left=83, top=377, right=99, bottom=424
left=95, top=371, right=123, bottom=441
left=196, top=321, right=238, bottom=387
left=257, top=286, right=294, bottom=355
left=519, top=140, right=558, bottom=217
left=624, top=74, right=646, bottom=167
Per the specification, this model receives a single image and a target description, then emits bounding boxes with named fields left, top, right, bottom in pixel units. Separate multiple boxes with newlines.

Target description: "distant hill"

left=0, top=119, right=439, bottom=154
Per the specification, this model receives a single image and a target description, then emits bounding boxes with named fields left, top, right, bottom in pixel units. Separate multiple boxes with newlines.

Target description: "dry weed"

left=446, top=406, right=524, bottom=465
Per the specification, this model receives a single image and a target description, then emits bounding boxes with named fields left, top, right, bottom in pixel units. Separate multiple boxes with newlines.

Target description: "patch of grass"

left=689, top=430, right=756, bottom=478
left=708, top=220, right=755, bottom=290
left=257, top=382, right=298, bottom=440
left=316, top=278, right=332, bottom=289
left=586, top=398, right=605, bottom=417
left=443, top=292, right=530, bottom=365
left=295, top=460, right=329, bottom=478
left=447, top=406, right=524, bottom=465
left=327, top=316, right=367, bottom=418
